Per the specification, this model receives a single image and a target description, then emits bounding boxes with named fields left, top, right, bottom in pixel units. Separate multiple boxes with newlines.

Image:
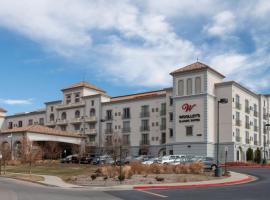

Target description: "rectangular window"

left=178, top=80, right=184, bottom=96
left=66, top=94, right=71, bottom=104
left=169, top=128, right=173, bottom=137
left=160, top=103, right=166, bottom=115
left=106, top=123, right=113, bottom=133
left=18, top=121, right=23, bottom=127
left=28, top=119, right=33, bottom=125
left=91, top=100, right=94, bottom=106
left=106, top=110, right=113, bottom=120
left=161, top=132, right=166, bottom=144
left=50, top=106, right=54, bottom=112
left=123, top=108, right=130, bottom=119
left=186, top=126, right=193, bottom=136
left=195, top=77, right=201, bottom=94
left=74, top=124, right=80, bottom=131
left=160, top=118, right=166, bottom=130
left=122, top=121, right=130, bottom=133
left=39, top=118, right=44, bottom=125
left=89, top=135, right=96, bottom=142
left=187, top=78, right=192, bottom=95
left=8, top=122, right=13, bottom=129
left=141, top=119, right=149, bottom=131
left=75, top=93, right=80, bottom=103
left=141, top=105, right=150, bottom=117
left=169, top=112, right=173, bottom=121
left=123, top=135, right=130, bottom=145
left=141, top=134, right=149, bottom=145
left=169, top=96, right=173, bottom=106
left=89, top=122, right=95, bottom=129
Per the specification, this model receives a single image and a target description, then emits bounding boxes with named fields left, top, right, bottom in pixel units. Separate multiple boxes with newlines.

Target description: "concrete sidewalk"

left=5, top=171, right=254, bottom=190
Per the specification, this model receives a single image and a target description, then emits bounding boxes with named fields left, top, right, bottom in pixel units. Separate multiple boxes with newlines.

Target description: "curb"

left=224, top=166, right=270, bottom=168
left=133, top=175, right=254, bottom=190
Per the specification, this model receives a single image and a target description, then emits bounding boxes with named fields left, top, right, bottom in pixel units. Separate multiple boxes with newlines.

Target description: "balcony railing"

left=105, top=116, right=113, bottom=121
left=235, top=120, right=242, bottom=126
left=160, top=125, right=166, bottom=131
left=245, top=123, right=250, bottom=129
left=70, top=117, right=82, bottom=124
left=105, top=129, right=113, bottom=134
left=254, top=111, right=258, bottom=117
left=122, top=127, right=131, bottom=133
left=86, top=129, right=97, bottom=135
left=56, top=101, right=85, bottom=110
left=236, top=136, right=242, bottom=142
left=160, top=109, right=166, bottom=116
left=84, top=116, right=97, bottom=122
left=246, top=139, right=250, bottom=144
left=46, top=121, right=56, bottom=126
left=140, top=140, right=150, bottom=146
left=56, top=119, right=68, bottom=125
left=254, top=126, right=258, bottom=132
left=140, top=112, right=150, bottom=118
left=235, top=102, right=241, bottom=110
left=122, top=115, right=131, bottom=120
left=140, top=126, right=150, bottom=132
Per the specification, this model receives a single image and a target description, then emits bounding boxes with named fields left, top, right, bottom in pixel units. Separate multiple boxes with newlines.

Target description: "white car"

left=158, top=155, right=186, bottom=164
left=142, top=157, right=159, bottom=165
left=170, top=157, right=188, bottom=165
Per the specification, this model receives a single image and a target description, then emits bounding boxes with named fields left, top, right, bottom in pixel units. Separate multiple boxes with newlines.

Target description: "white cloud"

left=204, top=11, right=236, bottom=37
left=0, top=0, right=269, bottom=92
left=0, top=98, right=33, bottom=105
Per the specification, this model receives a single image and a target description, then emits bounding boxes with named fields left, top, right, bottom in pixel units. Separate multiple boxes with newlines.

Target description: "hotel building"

left=1, top=62, right=269, bottom=161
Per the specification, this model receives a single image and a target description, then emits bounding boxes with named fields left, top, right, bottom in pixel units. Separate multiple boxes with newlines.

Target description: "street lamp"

left=215, top=98, right=228, bottom=177
left=263, top=124, right=270, bottom=165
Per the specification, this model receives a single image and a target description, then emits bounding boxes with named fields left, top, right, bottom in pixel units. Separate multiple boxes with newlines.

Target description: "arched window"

left=195, top=77, right=201, bottom=94
left=61, top=112, right=67, bottom=120
left=50, top=114, right=55, bottom=121
left=75, top=110, right=80, bottom=118
left=178, top=80, right=184, bottom=96
left=90, top=108, right=96, bottom=117
left=187, top=78, right=192, bottom=95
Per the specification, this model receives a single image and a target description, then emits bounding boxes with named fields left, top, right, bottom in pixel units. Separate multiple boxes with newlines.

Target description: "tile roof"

left=62, top=81, right=106, bottom=93
left=170, top=62, right=225, bottom=78
left=0, top=108, right=7, bottom=113
left=110, top=90, right=166, bottom=102
left=0, top=125, right=85, bottom=138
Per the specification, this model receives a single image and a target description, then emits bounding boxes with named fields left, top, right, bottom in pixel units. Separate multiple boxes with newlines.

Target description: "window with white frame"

left=178, top=80, right=184, bottom=96
left=195, top=77, right=201, bottom=94
left=187, top=78, right=192, bottom=95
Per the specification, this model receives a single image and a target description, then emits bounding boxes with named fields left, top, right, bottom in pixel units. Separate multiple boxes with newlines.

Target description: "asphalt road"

left=108, top=168, right=270, bottom=200
left=0, top=168, right=269, bottom=200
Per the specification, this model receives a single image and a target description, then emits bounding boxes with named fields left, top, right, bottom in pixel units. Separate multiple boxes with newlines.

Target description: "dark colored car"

left=60, top=154, right=79, bottom=163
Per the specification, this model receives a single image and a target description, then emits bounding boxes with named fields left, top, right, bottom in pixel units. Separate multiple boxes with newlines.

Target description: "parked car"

left=142, top=157, right=159, bottom=165
left=92, top=155, right=112, bottom=165
left=79, top=156, right=93, bottom=164
left=115, top=156, right=132, bottom=165
left=170, top=157, right=188, bottom=165
left=158, top=155, right=186, bottom=164
left=195, top=157, right=217, bottom=170
left=60, top=154, right=79, bottom=163
left=134, top=155, right=154, bottom=162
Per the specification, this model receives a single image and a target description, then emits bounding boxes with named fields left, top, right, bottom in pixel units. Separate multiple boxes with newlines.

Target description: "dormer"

left=61, top=81, right=106, bottom=104
left=170, top=62, right=225, bottom=97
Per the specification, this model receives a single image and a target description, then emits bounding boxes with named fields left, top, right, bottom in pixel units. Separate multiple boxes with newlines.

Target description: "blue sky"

left=0, top=0, right=270, bottom=115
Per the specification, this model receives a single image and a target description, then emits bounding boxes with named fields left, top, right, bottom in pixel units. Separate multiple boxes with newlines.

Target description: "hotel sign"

left=179, top=103, right=200, bottom=123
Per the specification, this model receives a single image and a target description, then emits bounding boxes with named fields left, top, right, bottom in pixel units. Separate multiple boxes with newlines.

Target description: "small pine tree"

left=246, top=148, right=254, bottom=161
left=254, top=148, right=261, bottom=164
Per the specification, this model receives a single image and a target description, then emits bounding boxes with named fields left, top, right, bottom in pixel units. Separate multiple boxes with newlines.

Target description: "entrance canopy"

left=0, top=125, right=86, bottom=145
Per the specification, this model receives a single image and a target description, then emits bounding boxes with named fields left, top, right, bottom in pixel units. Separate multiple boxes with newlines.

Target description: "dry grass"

left=3, top=173, right=44, bottom=182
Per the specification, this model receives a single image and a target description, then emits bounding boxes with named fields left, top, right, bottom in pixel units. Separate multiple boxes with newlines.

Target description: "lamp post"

left=215, top=98, right=228, bottom=177
left=263, top=124, right=270, bottom=165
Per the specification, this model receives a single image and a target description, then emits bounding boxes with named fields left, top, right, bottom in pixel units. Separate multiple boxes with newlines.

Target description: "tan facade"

left=1, top=62, right=270, bottom=161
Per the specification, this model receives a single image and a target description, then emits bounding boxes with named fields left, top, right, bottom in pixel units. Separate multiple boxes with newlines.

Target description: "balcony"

left=84, top=116, right=97, bottom=122
left=140, top=112, right=150, bottom=118
left=245, top=107, right=250, bottom=114
left=245, top=123, right=250, bottom=129
left=70, top=117, right=82, bottom=124
left=160, top=109, right=166, bottom=116
left=235, top=102, right=242, bottom=110
left=254, top=126, right=258, bottom=132
left=140, top=140, right=150, bottom=146
left=236, top=136, right=242, bottom=142
left=56, top=119, right=68, bottom=125
left=56, top=101, right=85, bottom=110
left=235, top=120, right=242, bottom=126
left=254, top=111, right=258, bottom=117
left=246, top=138, right=250, bottom=144
left=160, top=125, right=166, bottom=131
left=105, top=116, right=113, bottom=121
left=140, top=126, right=150, bottom=132
left=254, top=141, right=258, bottom=145
left=46, top=121, right=56, bottom=126
left=86, top=129, right=97, bottom=135
left=105, top=129, right=113, bottom=134
left=122, top=127, right=131, bottom=133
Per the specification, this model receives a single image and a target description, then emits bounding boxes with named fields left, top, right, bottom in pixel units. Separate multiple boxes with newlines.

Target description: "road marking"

left=138, top=190, right=168, bottom=198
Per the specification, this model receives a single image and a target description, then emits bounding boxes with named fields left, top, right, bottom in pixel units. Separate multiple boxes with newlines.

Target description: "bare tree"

left=0, top=142, right=11, bottom=175
left=44, top=141, right=61, bottom=160
left=20, top=137, right=42, bottom=174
